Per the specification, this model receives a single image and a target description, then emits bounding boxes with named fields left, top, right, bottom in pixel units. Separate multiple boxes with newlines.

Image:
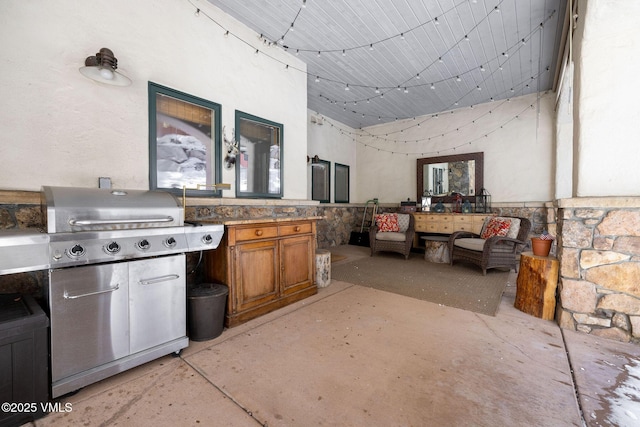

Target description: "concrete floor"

left=31, top=245, right=640, bottom=427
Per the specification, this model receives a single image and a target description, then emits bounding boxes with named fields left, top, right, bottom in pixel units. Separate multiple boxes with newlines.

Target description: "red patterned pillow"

left=375, top=213, right=399, bottom=232
left=480, top=217, right=512, bottom=239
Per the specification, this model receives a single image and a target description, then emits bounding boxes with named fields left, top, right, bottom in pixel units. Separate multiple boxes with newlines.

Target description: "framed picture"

left=148, top=82, right=222, bottom=197
left=334, top=163, right=349, bottom=203
left=311, top=159, right=330, bottom=203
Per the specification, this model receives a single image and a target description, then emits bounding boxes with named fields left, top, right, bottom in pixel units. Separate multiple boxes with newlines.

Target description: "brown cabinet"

left=412, top=213, right=493, bottom=247
left=205, top=218, right=318, bottom=327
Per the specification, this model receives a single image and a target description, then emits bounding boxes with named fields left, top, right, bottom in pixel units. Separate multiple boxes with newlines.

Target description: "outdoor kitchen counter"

left=203, top=217, right=320, bottom=327
left=198, top=216, right=324, bottom=226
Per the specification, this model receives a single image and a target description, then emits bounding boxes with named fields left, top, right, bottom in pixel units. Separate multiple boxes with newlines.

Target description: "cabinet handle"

left=64, top=285, right=120, bottom=299
left=294, top=226, right=301, bottom=232
left=255, top=230, right=263, bottom=236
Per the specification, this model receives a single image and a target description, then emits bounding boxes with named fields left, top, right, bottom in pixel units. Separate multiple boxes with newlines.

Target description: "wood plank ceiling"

left=206, top=0, right=567, bottom=129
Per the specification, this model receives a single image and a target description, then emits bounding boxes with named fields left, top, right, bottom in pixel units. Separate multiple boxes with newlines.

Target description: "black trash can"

left=187, top=283, right=228, bottom=341
left=0, top=294, right=49, bottom=426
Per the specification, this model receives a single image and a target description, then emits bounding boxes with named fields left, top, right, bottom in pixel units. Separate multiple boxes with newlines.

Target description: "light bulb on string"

left=194, top=8, right=200, bottom=17
left=375, top=87, right=380, bottom=93
left=456, top=76, right=461, bottom=81
left=315, top=76, right=320, bottom=82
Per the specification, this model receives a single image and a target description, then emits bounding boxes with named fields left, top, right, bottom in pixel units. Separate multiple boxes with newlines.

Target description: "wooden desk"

left=514, top=252, right=559, bottom=320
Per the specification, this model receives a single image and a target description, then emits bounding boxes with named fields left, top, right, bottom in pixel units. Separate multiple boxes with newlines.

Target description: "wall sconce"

left=79, top=48, right=131, bottom=86
left=307, top=155, right=325, bottom=169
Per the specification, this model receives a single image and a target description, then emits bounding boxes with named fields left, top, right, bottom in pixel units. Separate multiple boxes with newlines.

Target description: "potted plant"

left=531, top=230, right=554, bottom=257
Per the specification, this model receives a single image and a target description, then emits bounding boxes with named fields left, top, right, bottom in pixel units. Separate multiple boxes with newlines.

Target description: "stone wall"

left=0, top=193, right=548, bottom=303
left=556, top=198, right=640, bottom=344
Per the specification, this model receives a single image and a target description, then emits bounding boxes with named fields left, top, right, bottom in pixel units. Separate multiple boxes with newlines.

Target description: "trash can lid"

left=188, top=283, right=229, bottom=298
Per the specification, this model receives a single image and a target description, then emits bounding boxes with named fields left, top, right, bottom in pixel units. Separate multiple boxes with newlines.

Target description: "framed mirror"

left=311, top=159, right=330, bottom=203
left=417, top=152, right=483, bottom=203
left=334, top=163, right=350, bottom=203
left=148, top=82, right=222, bottom=196
left=235, top=111, right=283, bottom=198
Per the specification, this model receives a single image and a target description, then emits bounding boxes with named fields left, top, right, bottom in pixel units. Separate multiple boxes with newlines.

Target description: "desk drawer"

left=279, top=223, right=312, bottom=236
left=235, top=226, right=278, bottom=242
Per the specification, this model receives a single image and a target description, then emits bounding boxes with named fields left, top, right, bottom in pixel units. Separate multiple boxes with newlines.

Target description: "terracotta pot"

left=531, top=237, right=553, bottom=257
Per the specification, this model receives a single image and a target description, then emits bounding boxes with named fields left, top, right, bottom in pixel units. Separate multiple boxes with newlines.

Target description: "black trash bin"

left=187, top=283, right=228, bottom=341
left=0, top=294, right=49, bottom=426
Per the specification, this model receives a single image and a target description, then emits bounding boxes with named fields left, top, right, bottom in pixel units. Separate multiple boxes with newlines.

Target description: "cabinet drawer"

left=437, top=223, right=452, bottom=233
left=415, top=223, right=429, bottom=232
left=279, top=223, right=312, bottom=236
left=235, top=226, right=278, bottom=242
left=426, top=223, right=440, bottom=233
left=453, top=216, right=473, bottom=225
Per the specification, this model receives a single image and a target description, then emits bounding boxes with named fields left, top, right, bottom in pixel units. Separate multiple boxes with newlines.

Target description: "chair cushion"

left=454, top=238, right=516, bottom=253
left=454, top=238, right=486, bottom=251
left=397, top=214, right=410, bottom=233
left=375, top=231, right=407, bottom=242
left=480, top=217, right=517, bottom=239
left=375, top=213, right=399, bottom=232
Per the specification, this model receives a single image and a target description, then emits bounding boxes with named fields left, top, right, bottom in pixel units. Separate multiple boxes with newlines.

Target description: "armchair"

left=370, top=213, right=415, bottom=260
left=448, top=216, right=531, bottom=275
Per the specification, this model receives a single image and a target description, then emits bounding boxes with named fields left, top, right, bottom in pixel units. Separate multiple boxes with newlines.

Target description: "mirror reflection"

left=425, top=160, right=476, bottom=197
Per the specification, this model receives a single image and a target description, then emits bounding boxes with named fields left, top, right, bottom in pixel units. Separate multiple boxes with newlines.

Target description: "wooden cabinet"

left=412, top=213, right=493, bottom=247
left=205, top=218, right=318, bottom=328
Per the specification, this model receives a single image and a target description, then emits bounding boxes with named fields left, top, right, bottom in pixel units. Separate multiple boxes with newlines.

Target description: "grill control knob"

left=136, top=239, right=150, bottom=250
left=104, top=241, right=121, bottom=255
left=164, top=236, right=177, bottom=249
left=202, top=234, right=213, bottom=245
left=68, top=244, right=86, bottom=258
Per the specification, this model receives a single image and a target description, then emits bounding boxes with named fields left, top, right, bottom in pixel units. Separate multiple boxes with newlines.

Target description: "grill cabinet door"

left=129, top=254, right=186, bottom=354
left=49, top=263, right=129, bottom=382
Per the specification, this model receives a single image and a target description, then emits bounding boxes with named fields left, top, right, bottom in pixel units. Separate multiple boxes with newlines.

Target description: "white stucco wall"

left=306, top=111, right=358, bottom=202
left=0, top=0, right=308, bottom=198
left=573, top=0, right=640, bottom=197
left=356, top=92, right=555, bottom=204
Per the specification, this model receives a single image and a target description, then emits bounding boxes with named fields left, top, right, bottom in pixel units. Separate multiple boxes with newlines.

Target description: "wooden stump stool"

left=315, top=249, right=331, bottom=288
left=422, top=236, right=450, bottom=263
left=515, top=252, right=559, bottom=320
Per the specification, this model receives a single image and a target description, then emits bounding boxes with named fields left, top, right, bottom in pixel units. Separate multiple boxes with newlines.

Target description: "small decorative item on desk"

left=453, top=193, right=462, bottom=213
left=531, top=230, right=555, bottom=257
left=462, top=199, right=472, bottom=213
left=433, top=201, right=445, bottom=213
left=475, top=187, right=491, bottom=213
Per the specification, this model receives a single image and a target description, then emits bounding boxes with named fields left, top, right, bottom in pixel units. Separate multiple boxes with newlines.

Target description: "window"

left=148, top=82, right=222, bottom=196
left=311, top=159, right=330, bottom=203
left=235, top=111, right=283, bottom=198
left=334, top=163, right=350, bottom=203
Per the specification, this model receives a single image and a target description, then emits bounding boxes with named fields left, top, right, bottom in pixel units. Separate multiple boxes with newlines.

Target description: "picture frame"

left=334, top=163, right=350, bottom=203
left=311, top=159, right=330, bottom=203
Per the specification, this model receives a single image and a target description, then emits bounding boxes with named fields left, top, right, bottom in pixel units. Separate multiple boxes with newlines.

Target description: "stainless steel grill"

left=39, top=185, right=224, bottom=398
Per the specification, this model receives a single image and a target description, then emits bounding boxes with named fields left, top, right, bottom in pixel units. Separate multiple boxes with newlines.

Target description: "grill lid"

left=42, top=186, right=184, bottom=233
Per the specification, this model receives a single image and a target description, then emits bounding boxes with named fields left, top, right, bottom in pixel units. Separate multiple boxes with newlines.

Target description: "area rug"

left=331, top=253, right=510, bottom=316
left=331, top=253, right=348, bottom=263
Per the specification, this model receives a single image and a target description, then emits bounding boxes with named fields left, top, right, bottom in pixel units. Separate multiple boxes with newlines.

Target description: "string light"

left=188, top=0, right=557, bottom=128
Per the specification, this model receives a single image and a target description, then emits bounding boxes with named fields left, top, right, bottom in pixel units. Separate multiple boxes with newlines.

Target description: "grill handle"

left=139, top=274, right=180, bottom=285
left=64, top=285, right=120, bottom=299
left=69, top=217, right=175, bottom=226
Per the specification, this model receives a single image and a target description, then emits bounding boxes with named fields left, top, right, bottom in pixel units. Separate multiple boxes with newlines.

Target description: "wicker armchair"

left=448, top=217, right=531, bottom=275
left=370, top=213, right=415, bottom=260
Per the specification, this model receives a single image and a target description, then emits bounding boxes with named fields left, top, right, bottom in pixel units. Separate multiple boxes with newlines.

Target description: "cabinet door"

left=234, top=240, right=279, bottom=312
left=129, top=255, right=186, bottom=354
left=49, top=263, right=129, bottom=382
left=280, top=235, right=314, bottom=296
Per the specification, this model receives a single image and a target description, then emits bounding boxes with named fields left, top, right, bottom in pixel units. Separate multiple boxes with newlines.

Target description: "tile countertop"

left=197, top=216, right=324, bottom=226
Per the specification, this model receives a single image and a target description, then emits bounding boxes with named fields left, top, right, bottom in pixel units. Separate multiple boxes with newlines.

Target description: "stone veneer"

left=556, top=198, right=640, bottom=344
left=0, top=191, right=545, bottom=304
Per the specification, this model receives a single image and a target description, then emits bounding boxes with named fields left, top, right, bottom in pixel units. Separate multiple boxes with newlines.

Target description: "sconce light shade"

left=79, top=48, right=131, bottom=86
